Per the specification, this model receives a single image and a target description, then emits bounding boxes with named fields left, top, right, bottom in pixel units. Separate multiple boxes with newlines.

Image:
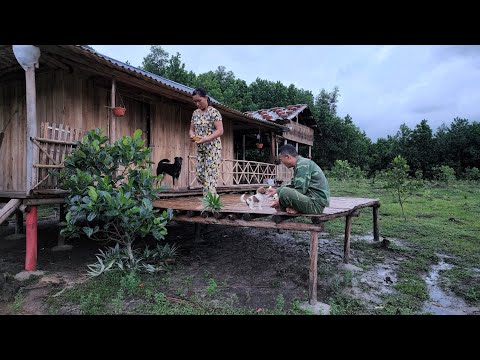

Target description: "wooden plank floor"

left=153, top=194, right=380, bottom=220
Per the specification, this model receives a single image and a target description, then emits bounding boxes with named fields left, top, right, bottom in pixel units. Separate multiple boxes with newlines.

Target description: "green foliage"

left=201, top=191, right=224, bottom=214
left=433, top=165, right=456, bottom=185
left=464, top=167, right=480, bottom=181
left=381, top=155, right=423, bottom=220
left=329, top=160, right=365, bottom=181
left=120, top=272, right=141, bottom=296
left=206, top=278, right=218, bottom=296
left=86, top=242, right=179, bottom=277
left=56, top=128, right=170, bottom=273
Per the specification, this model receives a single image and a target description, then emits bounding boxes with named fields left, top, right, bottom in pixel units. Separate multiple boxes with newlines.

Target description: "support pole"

left=110, top=78, right=116, bottom=143
left=25, top=206, right=37, bottom=271
left=194, top=223, right=201, bottom=242
left=25, top=67, right=37, bottom=195
left=373, top=205, right=380, bottom=241
left=344, top=215, right=353, bottom=264
left=15, top=209, right=24, bottom=234
left=308, top=231, right=319, bottom=305
left=270, top=131, right=275, bottom=164
left=242, top=134, right=245, bottom=161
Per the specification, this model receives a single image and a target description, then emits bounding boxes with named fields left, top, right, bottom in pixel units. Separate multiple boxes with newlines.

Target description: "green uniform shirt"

left=280, top=156, right=330, bottom=207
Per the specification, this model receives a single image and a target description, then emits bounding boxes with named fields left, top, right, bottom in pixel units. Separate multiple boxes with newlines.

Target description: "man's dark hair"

left=192, top=87, right=211, bottom=105
left=278, top=144, right=298, bottom=157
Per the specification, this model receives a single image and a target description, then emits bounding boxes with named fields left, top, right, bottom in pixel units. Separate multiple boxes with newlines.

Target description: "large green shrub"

left=57, top=128, right=170, bottom=274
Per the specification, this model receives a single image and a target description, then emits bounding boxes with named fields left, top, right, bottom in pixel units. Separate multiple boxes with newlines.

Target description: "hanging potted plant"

left=111, top=88, right=127, bottom=117
left=112, top=106, right=126, bottom=117
left=256, top=132, right=263, bottom=149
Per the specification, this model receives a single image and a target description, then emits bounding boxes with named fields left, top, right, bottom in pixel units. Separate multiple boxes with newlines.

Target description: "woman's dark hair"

left=192, top=87, right=211, bottom=105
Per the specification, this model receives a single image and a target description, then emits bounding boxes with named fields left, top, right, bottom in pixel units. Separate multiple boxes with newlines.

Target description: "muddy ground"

left=1, top=215, right=478, bottom=315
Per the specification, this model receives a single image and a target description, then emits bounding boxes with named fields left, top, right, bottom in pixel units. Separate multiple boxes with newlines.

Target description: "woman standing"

left=189, top=87, right=224, bottom=196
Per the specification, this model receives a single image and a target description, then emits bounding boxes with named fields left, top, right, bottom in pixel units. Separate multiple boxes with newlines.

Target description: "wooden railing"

left=283, top=121, right=314, bottom=146
left=33, top=122, right=84, bottom=190
left=187, top=156, right=293, bottom=189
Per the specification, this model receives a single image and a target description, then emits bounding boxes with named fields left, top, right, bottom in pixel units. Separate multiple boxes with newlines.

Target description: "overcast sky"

left=91, top=45, right=480, bottom=141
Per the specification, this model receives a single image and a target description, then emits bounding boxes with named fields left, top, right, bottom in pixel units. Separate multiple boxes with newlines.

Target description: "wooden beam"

left=25, top=66, right=38, bottom=195
left=23, top=198, right=66, bottom=206
left=242, top=134, right=245, bottom=161
left=15, top=209, right=24, bottom=234
left=174, top=215, right=324, bottom=232
left=194, top=223, right=201, bottom=242
left=343, top=215, right=354, bottom=264
left=25, top=206, right=37, bottom=271
left=110, top=78, right=116, bottom=143
left=41, top=53, right=72, bottom=72
left=373, top=205, right=380, bottom=241
left=0, top=199, right=22, bottom=225
left=270, top=131, right=275, bottom=164
left=308, top=231, right=319, bottom=305
left=33, top=137, right=78, bottom=146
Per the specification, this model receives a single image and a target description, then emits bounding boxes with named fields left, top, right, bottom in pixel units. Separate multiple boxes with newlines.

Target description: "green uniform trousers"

left=277, top=187, right=325, bottom=214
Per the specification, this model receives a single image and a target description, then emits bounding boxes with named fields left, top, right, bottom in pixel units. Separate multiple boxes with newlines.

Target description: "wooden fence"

left=32, top=122, right=84, bottom=190
left=187, top=156, right=293, bottom=189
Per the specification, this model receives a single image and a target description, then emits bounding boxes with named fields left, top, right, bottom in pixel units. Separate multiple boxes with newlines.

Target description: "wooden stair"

left=0, top=199, right=21, bottom=226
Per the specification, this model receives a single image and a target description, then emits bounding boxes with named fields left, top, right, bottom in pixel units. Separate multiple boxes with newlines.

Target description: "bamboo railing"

left=187, top=156, right=293, bottom=189
left=32, top=122, right=84, bottom=190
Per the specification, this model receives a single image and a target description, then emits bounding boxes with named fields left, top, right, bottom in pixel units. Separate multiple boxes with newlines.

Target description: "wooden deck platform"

left=153, top=194, right=381, bottom=306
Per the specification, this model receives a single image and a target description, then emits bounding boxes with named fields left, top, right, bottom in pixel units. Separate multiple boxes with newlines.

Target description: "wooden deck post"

left=25, top=206, right=37, bottom=271
left=343, top=215, right=353, bottom=264
left=59, top=204, right=66, bottom=222
left=15, top=209, right=24, bottom=234
left=308, top=231, right=319, bottom=305
left=194, top=223, right=201, bottom=242
left=373, top=205, right=380, bottom=241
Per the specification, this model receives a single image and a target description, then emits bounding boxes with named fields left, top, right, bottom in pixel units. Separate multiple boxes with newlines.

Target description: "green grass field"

left=44, top=179, right=480, bottom=315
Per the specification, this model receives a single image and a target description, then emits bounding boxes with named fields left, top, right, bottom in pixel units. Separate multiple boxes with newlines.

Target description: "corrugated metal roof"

left=74, top=45, right=283, bottom=129
left=245, top=104, right=309, bottom=122
left=78, top=45, right=198, bottom=97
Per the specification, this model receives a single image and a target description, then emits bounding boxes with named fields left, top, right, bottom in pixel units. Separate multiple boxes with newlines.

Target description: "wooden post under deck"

left=308, top=231, right=319, bottom=305
left=343, top=214, right=353, bottom=264
left=373, top=205, right=380, bottom=241
left=25, top=206, right=37, bottom=271
left=194, top=223, right=201, bottom=242
left=15, top=210, right=24, bottom=234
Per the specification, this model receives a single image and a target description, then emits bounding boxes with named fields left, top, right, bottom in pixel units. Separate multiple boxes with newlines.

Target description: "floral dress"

left=191, top=106, right=222, bottom=195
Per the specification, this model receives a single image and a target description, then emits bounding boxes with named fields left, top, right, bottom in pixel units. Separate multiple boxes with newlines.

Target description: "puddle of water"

left=422, top=256, right=479, bottom=315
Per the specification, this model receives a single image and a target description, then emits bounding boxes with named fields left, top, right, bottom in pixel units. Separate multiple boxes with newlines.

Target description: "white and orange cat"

left=240, top=186, right=273, bottom=210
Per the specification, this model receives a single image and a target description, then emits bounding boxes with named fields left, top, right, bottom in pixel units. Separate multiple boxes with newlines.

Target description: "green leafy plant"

left=86, top=242, right=179, bottom=277
left=433, top=165, right=456, bottom=185
left=329, top=159, right=365, bottom=181
left=381, top=155, right=423, bottom=220
left=207, top=278, right=218, bottom=296
left=56, top=128, right=170, bottom=274
left=201, top=191, right=223, bottom=214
